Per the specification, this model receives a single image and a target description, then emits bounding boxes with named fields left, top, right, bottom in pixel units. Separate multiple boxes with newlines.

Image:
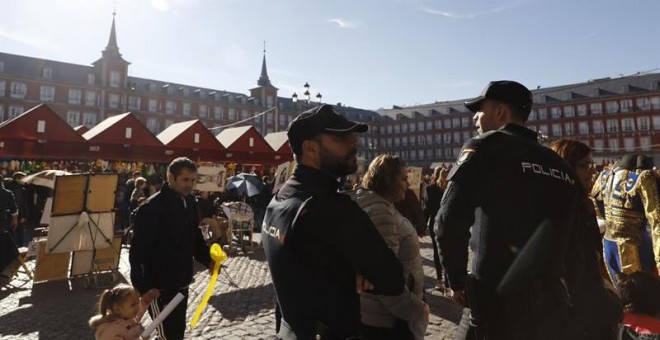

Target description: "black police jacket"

left=263, top=165, right=404, bottom=339
left=129, top=182, right=211, bottom=294
left=435, top=124, right=581, bottom=292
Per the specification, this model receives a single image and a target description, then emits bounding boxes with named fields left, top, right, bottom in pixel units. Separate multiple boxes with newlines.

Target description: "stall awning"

left=216, top=125, right=278, bottom=164
left=0, top=104, right=86, bottom=159
left=157, top=119, right=225, bottom=162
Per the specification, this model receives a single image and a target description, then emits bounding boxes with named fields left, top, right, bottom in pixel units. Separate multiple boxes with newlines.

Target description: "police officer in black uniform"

left=263, top=104, right=405, bottom=340
left=435, top=81, right=583, bottom=339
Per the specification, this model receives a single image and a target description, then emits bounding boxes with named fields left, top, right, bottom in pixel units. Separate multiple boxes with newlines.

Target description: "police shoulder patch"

left=457, top=148, right=476, bottom=165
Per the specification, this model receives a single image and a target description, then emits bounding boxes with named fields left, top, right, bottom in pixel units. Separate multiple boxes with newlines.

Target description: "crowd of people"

left=4, top=80, right=655, bottom=339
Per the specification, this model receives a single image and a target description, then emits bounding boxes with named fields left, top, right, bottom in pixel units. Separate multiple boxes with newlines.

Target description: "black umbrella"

left=226, top=173, right=264, bottom=197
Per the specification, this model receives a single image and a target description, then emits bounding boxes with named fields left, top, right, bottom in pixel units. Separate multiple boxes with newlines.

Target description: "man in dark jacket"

left=263, top=104, right=405, bottom=339
left=436, top=81, right=583, bottom=339
left=130, top=157, right=212, bottom=340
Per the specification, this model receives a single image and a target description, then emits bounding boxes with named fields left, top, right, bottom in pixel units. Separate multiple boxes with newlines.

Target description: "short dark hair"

left=362, top=155, right=406, bottom=197
left=168, top=157, right=197, bottom=179
left=500, top=101, right=530, bottom=122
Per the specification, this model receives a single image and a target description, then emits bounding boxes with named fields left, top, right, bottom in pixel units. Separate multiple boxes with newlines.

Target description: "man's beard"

left=318, top=144, right=357, bottom=178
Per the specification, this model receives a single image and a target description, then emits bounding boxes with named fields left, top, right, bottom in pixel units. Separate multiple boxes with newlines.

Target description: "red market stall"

left=73, top=125, right=89, bottom=135
left=83, top=112, right=167, bottom=163
left=157, top=119, right=226, bottom=162
left=264, top=131, right=294, bottom=163
left=0, top=104, right=86, bottom=160
left=216, top=125, right=276, bottom=165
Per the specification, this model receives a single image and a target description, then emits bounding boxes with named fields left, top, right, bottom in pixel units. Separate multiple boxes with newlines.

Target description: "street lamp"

left=292, top=82, right=322, bottom=108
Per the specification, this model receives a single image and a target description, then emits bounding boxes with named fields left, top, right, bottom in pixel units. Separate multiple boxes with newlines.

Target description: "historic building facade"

left=0, top=14, right=658, bottom=168
left=377, top=74, right=660, bottom=168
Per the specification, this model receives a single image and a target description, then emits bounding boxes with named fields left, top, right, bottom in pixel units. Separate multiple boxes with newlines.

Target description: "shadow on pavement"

left=208, top=284, right=275, bottom=322
left=426, top=291, right=463, bottom=325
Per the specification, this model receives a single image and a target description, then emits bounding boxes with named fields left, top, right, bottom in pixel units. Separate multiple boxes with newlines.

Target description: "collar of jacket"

left=159, top=182, right=190, bottom=201
left=292, top=164, right=341, bottom=194
left=500, top=123, right=538, bottom=142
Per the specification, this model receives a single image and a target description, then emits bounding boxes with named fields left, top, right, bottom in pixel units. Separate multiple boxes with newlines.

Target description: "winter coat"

left=349, top=188, right=426, bottom=338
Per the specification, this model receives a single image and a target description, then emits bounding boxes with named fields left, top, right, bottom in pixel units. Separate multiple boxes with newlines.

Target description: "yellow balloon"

left=190, top=244, right=228, bottom=328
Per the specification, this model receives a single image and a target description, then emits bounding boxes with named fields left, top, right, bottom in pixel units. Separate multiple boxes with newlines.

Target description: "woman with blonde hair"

left=423, top=165, right=449, bottom=291
left=349, top=154, right=428, bottom=340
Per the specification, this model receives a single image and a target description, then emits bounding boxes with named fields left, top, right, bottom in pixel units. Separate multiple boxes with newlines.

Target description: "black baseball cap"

left=465, top=80, right=533, bottom=115
left=287, top=104, right=368, bottom=155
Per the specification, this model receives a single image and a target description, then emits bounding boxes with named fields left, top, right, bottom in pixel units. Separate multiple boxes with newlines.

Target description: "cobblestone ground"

left=0, top=235, right=463, bottom=339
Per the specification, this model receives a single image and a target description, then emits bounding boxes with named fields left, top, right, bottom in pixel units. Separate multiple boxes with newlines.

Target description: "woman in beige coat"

left=349, top=155, right=429, bottom=340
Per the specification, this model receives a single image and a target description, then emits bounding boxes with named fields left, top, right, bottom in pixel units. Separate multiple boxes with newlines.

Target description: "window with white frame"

left=68, top=89, right=81, bottom=104
left=426, top=134, right=432, bottom=144
left=198, top=104, right=208, bottom=118
left=228, top=108, right=236, bottom=120
left=0, top=80, right=5, bottom=96
left=590, top=103, right=602, bottom=114
left=83, top=112, right=97, bottom=127
left=537, top=108, right=547, bottom=120
left=592, top=121, right=604, bottom=134
left=593, top=139, right=604, bottom=152
left=443, top=119, right=451, bottom=129
left=42, top=67, right=52, bottom=79
left=146, top=118, right=158, bottom=133
left=608, top=139, right=619, bottom=152
left=417, top=122, right=424, bottom=132
left=214, top=106, right=223, bottom=120
left=402, top=137, right=408, bottom=147
left=148, top=99, right=158, bottom=113
left=639, top=137, right=651, bottom=151
left=409, top=150, right=416, bottom=160
left=637, top=116, right=650, bottom=131
left=182, top=103, right=191, bottom=116
left=426, top=121, right=432, bottom=130
left=87, top=73, right=95, bottom=85
left=606, top=119, right=619, bottom=133
left=623, top=138, right=635, bottom=151
left=40, top=85, right=55, bottom=102
left=551, top=107, right=561, bottom=119
left=564, top=122, right=574, bottom=136
left=128, top=96, right=141, bottom=110
left=67, top=111, right=80, bottom=126
left=266, top=95, right=274, bottom=107
left=444, top=133, right=452, bottom=143
left=108, top=94, right=120, bottom=108
left=279, top=114, right=287, bottom=126
left=166, top=101, right=176, bottom=114
left=409, top=136, right=415, bottom=146
left=452, top=118, right=460, bottom=128
left=528, top=110, right=537, bottom=121
left=453, top=131, right=461, bottom=143
left=651, top=97, right=660, bottom=109
left=409, top=122, right=416, bottom=133
left=620, top=99, right=632, bottom=113
left=621, top=118, right=634, bottom=132
left=636, top=97, right=650, bottom=110
left=434, top=134, right=441, bottom=143
left=401, top=124, right=408, bottom=133
left=10, top=82, right=27, bottom=98
left=434, top=120, right=441, bottom=129
left=418, top=149, right=424, bottom=160
left=606, top=101, right=619, bottom=114
left=394, top=137, right=400, bottom=147
left=241, top=109, right=249, bottom=121
left=393, top=125, right=400, bottom=133
left=461, top=117, right=470, bottom=128
left=563, top=106, right=575, bottom=117
left=110, top=71, right=120, bottom=88
left=9, top=106, right=23, bottom=118
left=577, top=104, right=587, bottom=116
left=266, top=112, right=273, bottom=124
left=85, top=91, right=96, bottom=106
left=578, top=122, right=589, bottom=135
left=387, top=125, right=393, bottom=134
left=653, top=116, right=660, bottom=130
left=552, top=124, right=562, bottom=137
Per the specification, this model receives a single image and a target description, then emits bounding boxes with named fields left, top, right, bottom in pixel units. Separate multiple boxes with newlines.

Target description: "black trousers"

left=148, top=288, right=189, bottom=340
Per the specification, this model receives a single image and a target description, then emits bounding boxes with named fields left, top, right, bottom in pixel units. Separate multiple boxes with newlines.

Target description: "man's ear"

left=302, top=139, right=319, bottom=159
left=166, top=172, right=174, bottom=183
left=495, top=103, right=512, bottom=124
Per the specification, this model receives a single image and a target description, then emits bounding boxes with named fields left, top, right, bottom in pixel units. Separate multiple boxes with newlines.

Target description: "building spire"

left=102, top=10, right=123, bottom=59
left=257, top=41, right=272, bottom=87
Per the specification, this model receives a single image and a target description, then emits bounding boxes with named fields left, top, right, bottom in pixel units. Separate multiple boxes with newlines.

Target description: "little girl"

left=88, top=283, right=157, bottom=340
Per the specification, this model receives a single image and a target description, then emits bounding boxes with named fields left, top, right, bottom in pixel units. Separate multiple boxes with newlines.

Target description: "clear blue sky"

left=2, top=0, right=659, bottom=110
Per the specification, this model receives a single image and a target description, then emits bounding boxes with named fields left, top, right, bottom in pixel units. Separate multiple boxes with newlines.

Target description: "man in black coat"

left=130, top=157, right=212, bottom=340
left=436, top=81, right=583, bottom=339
